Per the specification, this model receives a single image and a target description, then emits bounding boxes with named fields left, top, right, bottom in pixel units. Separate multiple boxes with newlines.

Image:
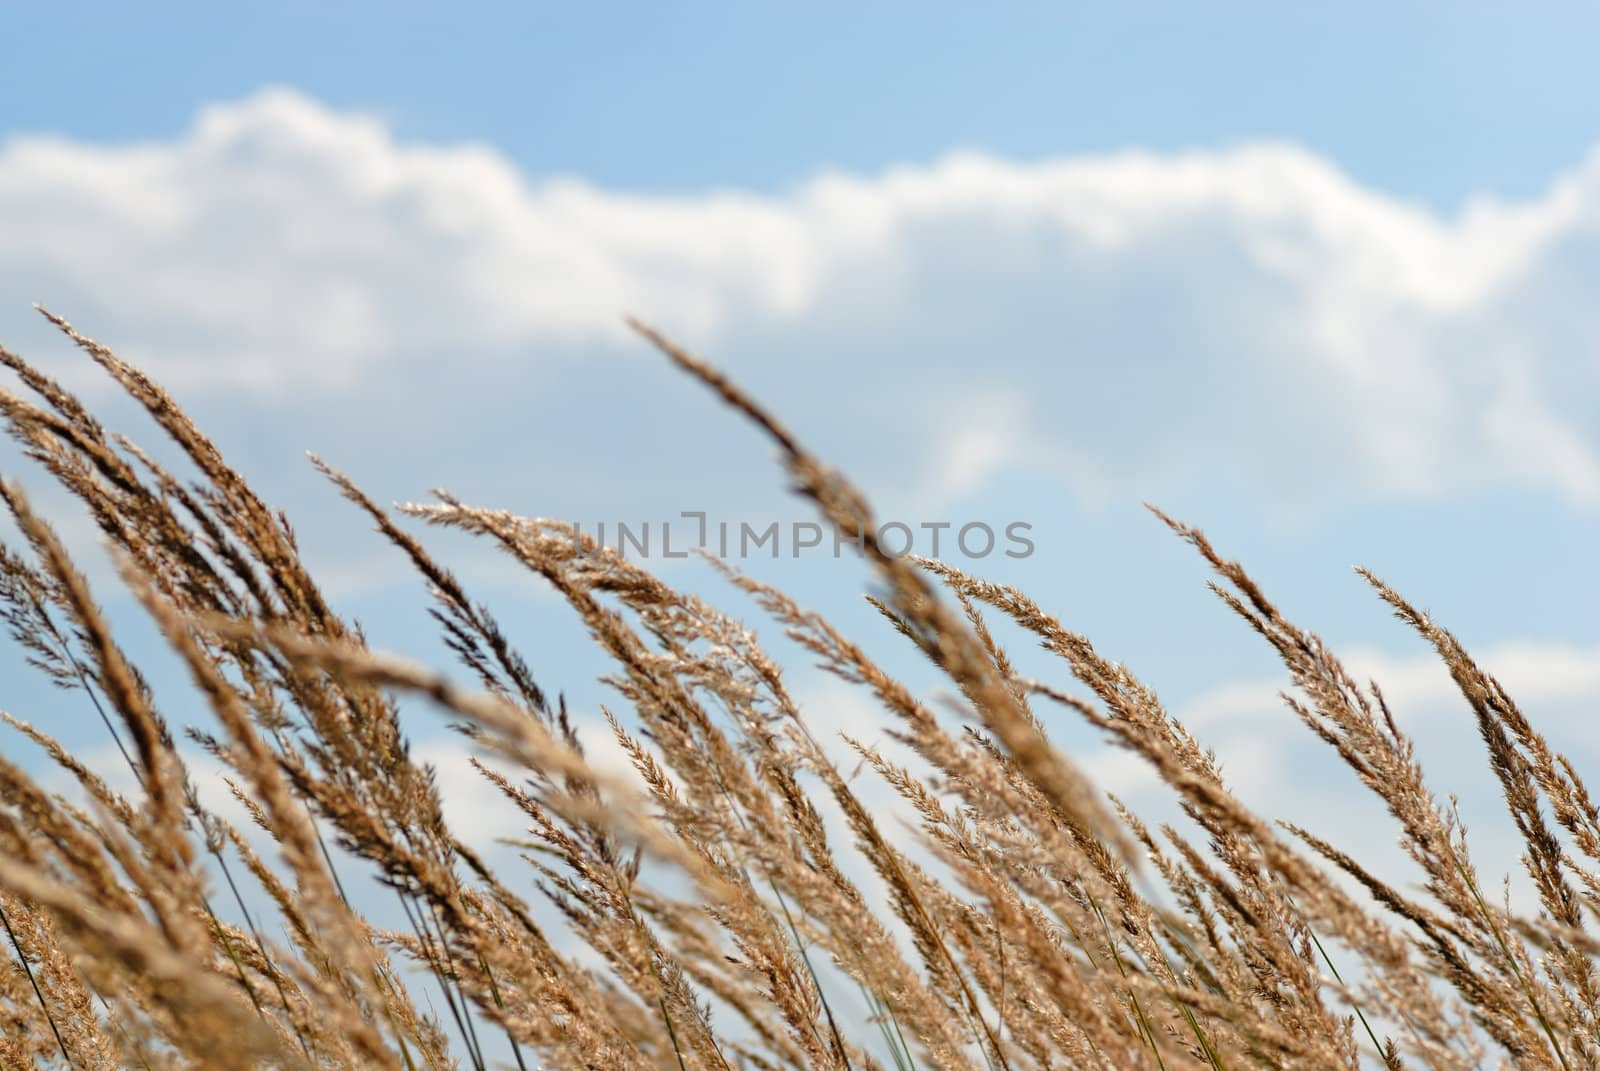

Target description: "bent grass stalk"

left=0, top=310, right=1589, bottom=1070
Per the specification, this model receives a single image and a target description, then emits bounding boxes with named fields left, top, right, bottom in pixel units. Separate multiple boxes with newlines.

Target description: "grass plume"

left=0, top=309, right=1588, bottom=1069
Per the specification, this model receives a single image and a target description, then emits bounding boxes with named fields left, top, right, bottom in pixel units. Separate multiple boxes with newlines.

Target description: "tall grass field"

left=0, top=310, right=1590, bottom=1070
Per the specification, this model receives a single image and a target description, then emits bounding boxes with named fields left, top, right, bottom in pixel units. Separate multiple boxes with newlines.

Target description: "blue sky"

left=2, top=4, right=1599, bottom=993
left=8, top=5, right=1600, bottom=209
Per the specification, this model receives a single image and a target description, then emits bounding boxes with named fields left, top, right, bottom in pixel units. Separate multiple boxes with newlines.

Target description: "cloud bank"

left=3, top=87, right=1598, bottom=521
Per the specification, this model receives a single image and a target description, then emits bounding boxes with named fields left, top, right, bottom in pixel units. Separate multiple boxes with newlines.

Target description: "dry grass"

left=0, top=308, right=1591, bottom=1069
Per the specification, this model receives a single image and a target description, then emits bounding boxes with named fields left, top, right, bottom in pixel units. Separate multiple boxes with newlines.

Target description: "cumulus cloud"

left=1178, top=639, right=1600, bottom=731
left=3, top=86, right=1599, bottom=535
left=1161, top=637, right=1600, bottom=835
left=1068, top=637, right=1600, bottom=912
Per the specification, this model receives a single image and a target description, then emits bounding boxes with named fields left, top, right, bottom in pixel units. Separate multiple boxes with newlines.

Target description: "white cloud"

left=1178, top=640, right=1600, bottom=732
left=1080, top=638, right=1600, bottom=915
left=4, top=87, right=1600, bottom=524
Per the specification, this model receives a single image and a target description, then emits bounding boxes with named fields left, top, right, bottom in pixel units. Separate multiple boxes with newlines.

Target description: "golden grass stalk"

left=0, top=309, right=1589, bottom=1069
